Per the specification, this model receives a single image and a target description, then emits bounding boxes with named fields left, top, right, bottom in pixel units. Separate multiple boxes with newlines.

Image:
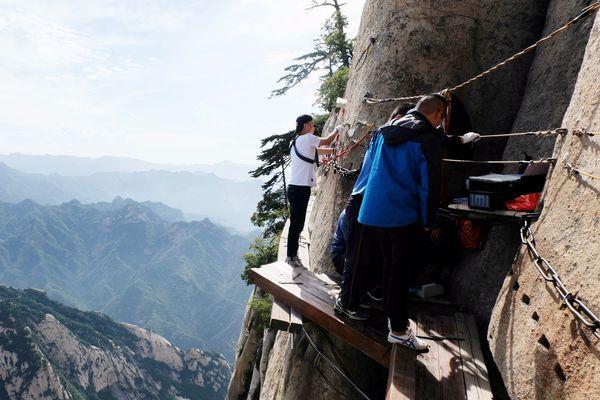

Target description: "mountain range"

left=0, top=198, right=253, bottom=360
left=0, top=286, right=230, bottom=400
left=0, top=153, right=257, bottom=182
left=0, top=162, right=261, bottom=231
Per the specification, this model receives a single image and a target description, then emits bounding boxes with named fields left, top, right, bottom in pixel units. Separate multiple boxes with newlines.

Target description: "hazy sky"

left=0, top=0, right=366, bottom=165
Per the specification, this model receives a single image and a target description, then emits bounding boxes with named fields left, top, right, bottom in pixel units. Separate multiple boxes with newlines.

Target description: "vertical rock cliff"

left=229, top=1, right=599, bottom=399
left=488, top=8, right=600, bottom=400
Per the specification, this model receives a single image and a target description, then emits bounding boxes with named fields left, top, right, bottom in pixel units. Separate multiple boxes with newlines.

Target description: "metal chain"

left=322, top=158, right=360, bottom=179
left=363, top=3, right=600, bottom=104
left=520, top=220, right=600, bottom=340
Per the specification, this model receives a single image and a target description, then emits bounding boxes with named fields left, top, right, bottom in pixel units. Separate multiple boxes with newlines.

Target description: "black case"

left=466, top=173, right=546, bottom=210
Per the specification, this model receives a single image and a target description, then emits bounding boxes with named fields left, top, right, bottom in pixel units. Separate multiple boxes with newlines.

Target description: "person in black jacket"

left=358, top=94, right=453, bottom=350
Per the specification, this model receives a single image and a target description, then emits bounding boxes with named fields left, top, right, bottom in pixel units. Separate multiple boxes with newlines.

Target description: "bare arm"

left=319, top=128, right=339, bottom=146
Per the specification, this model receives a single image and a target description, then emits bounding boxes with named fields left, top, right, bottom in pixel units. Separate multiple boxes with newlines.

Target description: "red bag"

left=459, top=219, right=487, bottom=250
left=505, top=192, right=541, bottom=212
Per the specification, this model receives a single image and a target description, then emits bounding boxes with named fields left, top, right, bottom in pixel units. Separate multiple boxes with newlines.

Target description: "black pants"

left=340, top=194, right=381, bottom=310
left=287, top=185, right=311, bottom=258
left=375, top=223, right=424, bottom=332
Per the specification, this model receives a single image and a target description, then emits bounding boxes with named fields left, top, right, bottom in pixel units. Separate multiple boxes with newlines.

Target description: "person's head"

left=388, top=103, right=416, bottom=122
left=295, top=114, right=314, bottom=135
left=415, top=94, right=448, bottom=128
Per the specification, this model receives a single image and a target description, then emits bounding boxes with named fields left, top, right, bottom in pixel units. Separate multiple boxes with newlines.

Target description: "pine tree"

left=270, top=0, right=353, bottom=111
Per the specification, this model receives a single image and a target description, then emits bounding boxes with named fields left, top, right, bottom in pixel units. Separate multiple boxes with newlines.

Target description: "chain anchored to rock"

left=520, top=220, right=600, bottom=340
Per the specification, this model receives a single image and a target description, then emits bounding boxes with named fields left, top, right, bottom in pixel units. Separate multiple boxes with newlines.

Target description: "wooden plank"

left=415, top=314, right=441, bottom=400
left=250, top=262, right=390, bottom=366
left=464, top=314, right=493, bottom=400
left=289, top=307, right=303, bottom=334
left=436, top=315, right=467, bottom=400
left=455, top=313, right=482, bottom=400
left=270, top=299, right=290, bottom=331
left=386, top=345, right=416, bottom=400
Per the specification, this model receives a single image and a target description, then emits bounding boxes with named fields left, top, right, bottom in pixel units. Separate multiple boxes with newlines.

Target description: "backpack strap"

left=292, top=136, right=319, bottom=165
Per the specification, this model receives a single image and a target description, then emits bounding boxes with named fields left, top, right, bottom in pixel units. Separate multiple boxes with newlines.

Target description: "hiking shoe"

left=285, top=256, right=305, bottom=269
left=359, top=301, right=373, bottom=310
left=367, top=289, right=383, bottom=302
left=333, top=298, right=369, bottom=321
left=387, top=327, right=429, bottom=351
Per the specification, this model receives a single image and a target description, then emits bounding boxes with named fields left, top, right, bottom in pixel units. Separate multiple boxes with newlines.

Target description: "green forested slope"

left=0, top=199, right=252, bottom=359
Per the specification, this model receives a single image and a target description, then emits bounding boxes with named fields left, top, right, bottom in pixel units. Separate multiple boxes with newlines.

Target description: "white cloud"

left=0, top=0, right=367, bottom=164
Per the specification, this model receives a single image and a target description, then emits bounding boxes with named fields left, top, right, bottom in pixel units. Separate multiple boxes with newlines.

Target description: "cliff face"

left=0, top=287, right=230, bottom=400
left=229, top=1, right=600, bottom=399
left=488, top=9, right=600, bottom=400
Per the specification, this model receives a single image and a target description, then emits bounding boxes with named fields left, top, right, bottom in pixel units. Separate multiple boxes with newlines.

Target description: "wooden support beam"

left=250, top=262, right=390, bottom=366
left=289, top=307, right=303, bottom=334
left=269, top=299, right=290, bottom=332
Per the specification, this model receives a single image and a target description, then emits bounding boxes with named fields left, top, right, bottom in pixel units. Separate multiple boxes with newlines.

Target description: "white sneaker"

left=387, top=327, right=429, bottom=351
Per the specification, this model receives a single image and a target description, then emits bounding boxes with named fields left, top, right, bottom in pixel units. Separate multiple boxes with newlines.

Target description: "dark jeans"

left=375, top=223, right=424, bottom=331
left=340, top=194, right=381, bottom=310
left=332, top=253, right=344, bottom=276
left=287, top=185, right=311, bottom=258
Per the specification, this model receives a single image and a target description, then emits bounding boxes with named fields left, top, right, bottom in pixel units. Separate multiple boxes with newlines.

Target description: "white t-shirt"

left=289, top=133, right=321, bottom=187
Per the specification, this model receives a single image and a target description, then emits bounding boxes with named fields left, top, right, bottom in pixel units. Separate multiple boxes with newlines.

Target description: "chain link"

left=520, top=220, right=600, bottom=340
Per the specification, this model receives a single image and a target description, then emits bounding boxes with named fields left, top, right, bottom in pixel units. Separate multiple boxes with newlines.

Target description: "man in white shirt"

left=286, top=114, right=337, bottom=269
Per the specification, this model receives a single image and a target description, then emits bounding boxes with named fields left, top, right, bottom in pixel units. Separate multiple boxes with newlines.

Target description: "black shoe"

left=333, top=298, right=369, bottom=321
left=359, top=301, right=373, bottom=310
left=367, top=289, right=383, bottom=302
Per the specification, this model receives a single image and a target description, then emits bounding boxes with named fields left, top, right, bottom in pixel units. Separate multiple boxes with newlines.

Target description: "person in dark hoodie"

left=331, top=103, right=415, bottom=321
left=357, top=94, right=468, bottom=350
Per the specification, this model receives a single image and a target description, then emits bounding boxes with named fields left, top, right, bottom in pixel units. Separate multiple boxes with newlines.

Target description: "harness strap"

left=292, top=136, right=319, bottom=166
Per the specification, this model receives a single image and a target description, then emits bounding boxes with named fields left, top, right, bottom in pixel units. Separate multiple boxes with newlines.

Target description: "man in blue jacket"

left=358, top=94, right=449, bottom=351
left=332, top=104, right=414, bottom=321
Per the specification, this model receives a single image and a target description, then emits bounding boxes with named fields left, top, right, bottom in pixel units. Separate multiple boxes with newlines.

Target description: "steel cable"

left=302, top=326, right=373, bottom=400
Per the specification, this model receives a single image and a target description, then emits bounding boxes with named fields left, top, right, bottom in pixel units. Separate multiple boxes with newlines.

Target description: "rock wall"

left=450, top=0, right=596, bottom=329
left=488, top=9, right=600, bottom=400
left=309, top=0, right=548, bottom=275
left=229, top=1, right=600, bottom=399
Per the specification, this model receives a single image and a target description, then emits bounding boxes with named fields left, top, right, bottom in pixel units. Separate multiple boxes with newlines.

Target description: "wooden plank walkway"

left=386, top=314, right=493, bottom=400
left=255, top=194, right=494, bottom=398
left=250, top=261, right=390, bottom=366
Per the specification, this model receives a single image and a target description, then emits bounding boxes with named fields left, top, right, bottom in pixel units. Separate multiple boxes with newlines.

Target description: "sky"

left=0, top=0, right=366, bottom=165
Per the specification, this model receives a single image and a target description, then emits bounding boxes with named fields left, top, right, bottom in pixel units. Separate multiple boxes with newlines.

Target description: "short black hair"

left=295, top=114, right=313, bottom=134
left=416, top=94, right=448, bottom=116
left=389, top=103, right=416, bottom=120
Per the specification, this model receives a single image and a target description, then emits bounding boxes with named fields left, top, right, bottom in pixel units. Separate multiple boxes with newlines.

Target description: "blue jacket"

left=358, top=111, right=443, bottom=228
left=351, top=128, right=380, bottom=196
left=330, top=210, right=349, bottom=258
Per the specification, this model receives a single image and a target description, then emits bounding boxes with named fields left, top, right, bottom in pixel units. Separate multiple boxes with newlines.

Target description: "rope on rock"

left=476, top=128, right=568, bottom=139
left=565, top=162, right=600, bottom=181
left=443, top=158, right=557, bottom=165
left=302, top=326, right=373, bottom=400
left=520, top=220, right=600, bottom=340
left=363, top=2, right=600, bottom=105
